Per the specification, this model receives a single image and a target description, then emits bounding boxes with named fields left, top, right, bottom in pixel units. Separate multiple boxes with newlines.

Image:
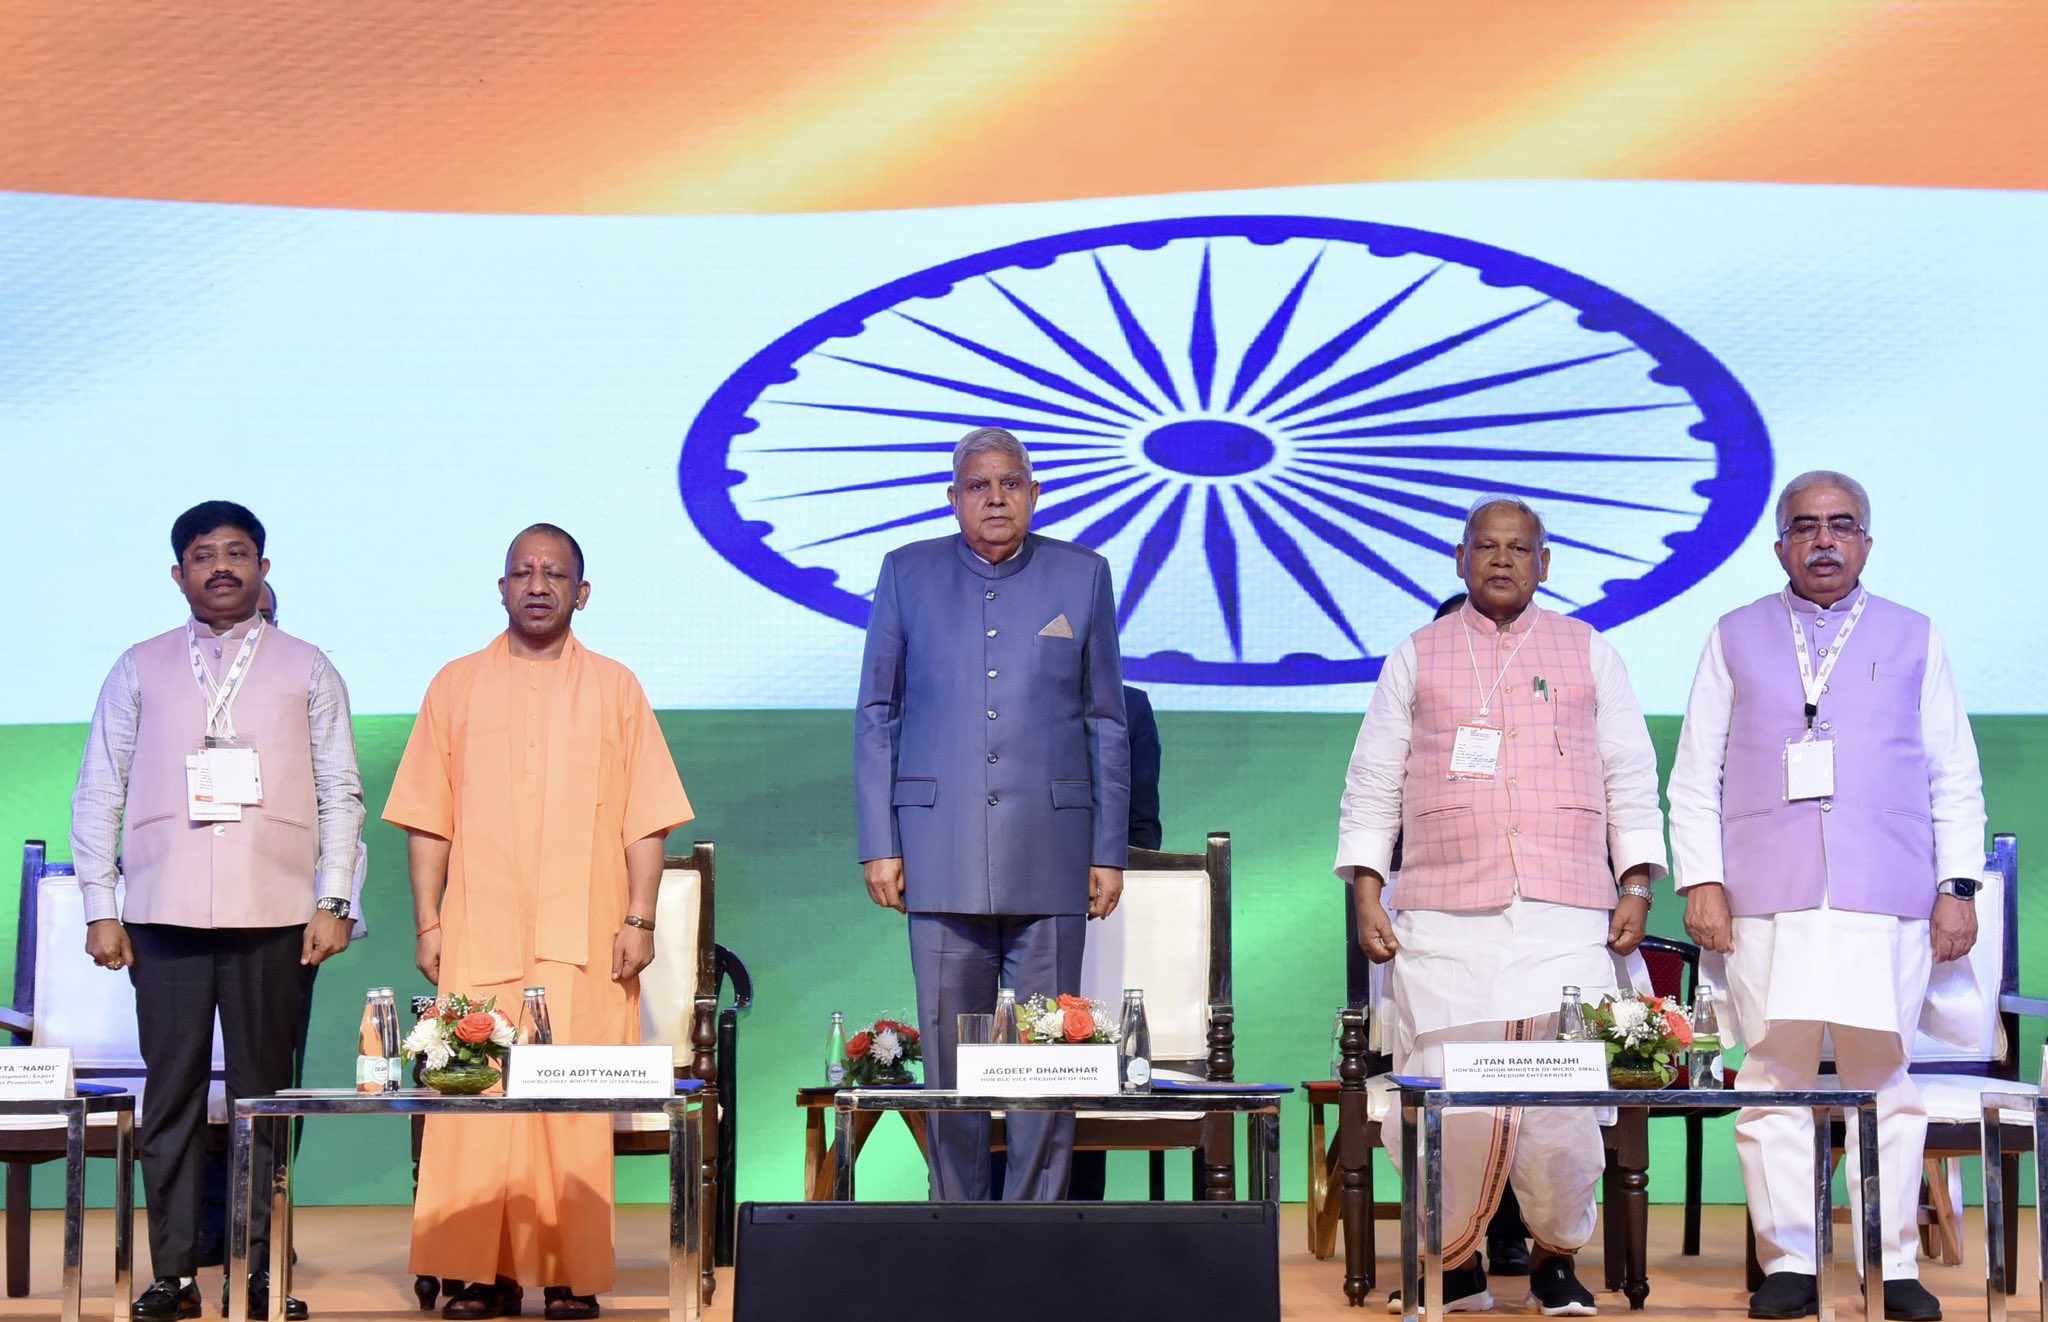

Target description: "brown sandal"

left=442, top=1279, right=523, bottom=1319
left=542, top=1287, right=600, bottom=1320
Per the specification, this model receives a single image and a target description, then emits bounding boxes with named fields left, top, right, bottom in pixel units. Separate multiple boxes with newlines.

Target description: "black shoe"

left=1883, top=1279, right=1942, bottom=1321
left=227, top=1272, right=310, bottom=1321
left=1527, top=1255, right=1596, bottom=1317
left=1486, top=1235, right=1531, bottom=1276
left=135, top=1278, right=201, bottom=1321
left=1385, top=1257, right=1493, bottom=1314
left=1749, top=1271, right=1818, bottom=1319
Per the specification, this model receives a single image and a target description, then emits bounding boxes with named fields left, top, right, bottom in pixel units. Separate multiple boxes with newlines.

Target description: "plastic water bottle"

left=825, top=1012, right=848, bottom=1085
left=1556, top=985, right=1588, bottom=1042
left=1689, top=984, right=1724, bottom=1090
left=993, top=988, right=1020, bottom=1044
left=1119, top=989, right=1153, bottom=1093
left=356, top=990, right=391, bottom=1093
left=520, top=987, right=555, bottom=1045
left=374, top=988, right=402, bottom=1091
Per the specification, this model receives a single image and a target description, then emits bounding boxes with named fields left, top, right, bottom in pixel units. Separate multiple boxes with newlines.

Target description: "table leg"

left=802, top=1109, right=827, bottom=1200
left=1398, top=1103, right=1419, bottom=1320
left=228, top=1116, right=251, bottom=1322
left=2034, top=1104, right=2048, bottom=1322
left=1812, top=1109, right=1834, bottom=1322
left=902, top=1112, right=930, bottom=1163
left=114, top=1111, right=134, bottom=1322
left=833, top=1103, right=855, bottom=1200
left=61, top=1109, right=84, bottom=1322
left=667, top=1100, right=700, bottom=1322
left=1261, top=1110, right=1281, bottom=1202
left=1983, top=1109, right=2008, bottom=1322
left=1613, top=1108, right=1650, bottom=1310
left=1424, top=1101, right=1444, bottom=1322
left=1855, top=1102, right=1881, bottom=1322
left=268, top=1117, right=292, bottom=1309
left=1308, top=1098, right=1331, bottom=1257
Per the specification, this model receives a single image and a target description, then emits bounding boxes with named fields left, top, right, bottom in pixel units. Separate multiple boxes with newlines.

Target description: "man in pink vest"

left=1669, top=471, right=1984, bottom=1322
left=71, top=501, right=364, bottom=1321
left=1337, top=498, right=1665, bottom=1316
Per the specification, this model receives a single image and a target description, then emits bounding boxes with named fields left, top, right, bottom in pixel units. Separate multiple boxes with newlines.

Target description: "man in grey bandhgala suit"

left=856, top=426, right=1131, bottom=1201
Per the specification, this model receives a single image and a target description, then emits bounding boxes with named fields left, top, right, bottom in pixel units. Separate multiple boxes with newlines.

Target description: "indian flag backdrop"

left=4, top=0, right=2044, bottom=1208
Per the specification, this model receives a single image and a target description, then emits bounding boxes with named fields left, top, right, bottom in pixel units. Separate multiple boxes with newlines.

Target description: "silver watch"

left=315, top=897, right=353, bottom=921
left=1617, top=881, right=1655, bottom=907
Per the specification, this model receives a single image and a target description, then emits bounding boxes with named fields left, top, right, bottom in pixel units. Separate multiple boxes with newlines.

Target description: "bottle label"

left=826, top=1063, right=847, bottom=1085
left=356, top=1056, right=390, bottom=1093
left=1126, top=1057, right=1151, bottom=1086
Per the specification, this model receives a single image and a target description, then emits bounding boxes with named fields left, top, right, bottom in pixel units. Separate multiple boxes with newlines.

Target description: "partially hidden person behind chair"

left=1335, top=497, right=1664, bottom=1317
left=384, top=524, right=694, bottom=1321
left=1667, top=471, right=1985, bottom=1322
left=71, top=501, right=364, bottom=1322
left=855, top=426, right=1131, bottom=1201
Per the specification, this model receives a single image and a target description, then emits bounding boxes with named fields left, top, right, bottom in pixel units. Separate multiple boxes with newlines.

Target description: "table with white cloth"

left=1391, top=1082, right=1881, bottom=1322
left=226, top=1087, right=706, bottom=1322
left=0, top=1091, right=134, bottom=1322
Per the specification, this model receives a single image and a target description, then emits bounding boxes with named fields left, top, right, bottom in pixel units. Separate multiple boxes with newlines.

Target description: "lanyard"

left=1786, top=589, right=1866, bottom=731
left=186, top=620, right=265, bottom=741
left=1463, top=614, right=1536, bottom=721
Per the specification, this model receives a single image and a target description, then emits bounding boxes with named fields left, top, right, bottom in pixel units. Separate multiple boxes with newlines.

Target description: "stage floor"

left=0, top=1202, right=2034, bottom=1319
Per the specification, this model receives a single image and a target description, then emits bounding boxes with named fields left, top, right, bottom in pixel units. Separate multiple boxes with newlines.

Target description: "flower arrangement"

left=843, top=1016, right=922, bottom=1085
left=1582, top=992, right=1693, bottom=1086
left=1017, top=993, right=1123, bottom=1045
left=402, top=993, right=516, bottom=1092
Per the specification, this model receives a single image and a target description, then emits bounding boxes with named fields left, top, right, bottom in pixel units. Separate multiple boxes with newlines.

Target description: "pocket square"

left=1038, top=614, right=1074, bottom=639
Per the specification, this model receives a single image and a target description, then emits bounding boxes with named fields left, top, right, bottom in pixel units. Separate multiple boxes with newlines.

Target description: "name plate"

left=505, top=1045, right=674, bottom=1099
left=1440, top=1041, right=1607, bottom=1092
left=957, top=1044, right=1118, bottom=1096
left=0, top=1048, right=74, bottom=1099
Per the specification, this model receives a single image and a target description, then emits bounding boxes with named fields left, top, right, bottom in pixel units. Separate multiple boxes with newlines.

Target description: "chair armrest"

left=716, top=943, right=753, bottom=1015
left=0, top=1005, right=32, bottom=1041
left=1999, top=993, right=2048, bottom=1021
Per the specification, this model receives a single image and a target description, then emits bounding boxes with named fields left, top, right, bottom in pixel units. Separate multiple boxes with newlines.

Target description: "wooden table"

left=796, top=1086, right=930, bottom=1200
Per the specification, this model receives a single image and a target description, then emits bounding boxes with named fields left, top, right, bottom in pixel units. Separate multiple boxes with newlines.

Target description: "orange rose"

left=847, top=1031, right=873, bottom=1059
left=455, top=1011, right=497, bottom=1044
left=1664, top=1009, right=1693, bottom=1047
left=1062, top=1006, right=1094, bottom=1042
left=1056, top=994, right=1090, bottom=1011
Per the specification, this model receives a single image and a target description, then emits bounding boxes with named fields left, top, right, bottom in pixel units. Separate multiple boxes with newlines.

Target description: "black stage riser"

left=735, top=1200, right=1281, bottom=1322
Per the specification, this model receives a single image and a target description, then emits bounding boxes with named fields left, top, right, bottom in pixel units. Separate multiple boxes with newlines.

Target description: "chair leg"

left=413, top=1276, right=440, bottom=1311
left=5, top=1162, right=29, bottom=1298
left=1683, top=1114, right=1703, bottom=1256
left=1601, top=1152, right=1622, bottom=1293
left=1149, top=1151, right=1166, bottom=1200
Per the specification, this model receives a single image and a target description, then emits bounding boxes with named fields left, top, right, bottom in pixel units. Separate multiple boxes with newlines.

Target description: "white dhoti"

left=1383, top=899, right=1620, bottom=1265
left=1718, top=906, right=1932, bottom=1280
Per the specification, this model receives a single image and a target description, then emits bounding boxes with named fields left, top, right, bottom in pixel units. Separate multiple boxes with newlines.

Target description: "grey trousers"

left=908, top=913, right=1086, bottom=1201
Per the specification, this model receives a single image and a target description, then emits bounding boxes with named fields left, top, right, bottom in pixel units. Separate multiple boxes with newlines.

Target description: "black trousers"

left=128, top=923, right=311, bottom=1278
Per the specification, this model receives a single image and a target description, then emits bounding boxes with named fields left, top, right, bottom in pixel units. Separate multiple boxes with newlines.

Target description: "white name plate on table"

left=505, top=1045, right=674, bottom=1099
left=0, top=1048, right=74, bottom=1099
left=1440, top=1042, right=1607, bottom=1092
left=957, top=1044, right=1118, bottom=1096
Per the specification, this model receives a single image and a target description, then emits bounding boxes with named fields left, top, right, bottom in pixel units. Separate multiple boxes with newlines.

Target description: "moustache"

left=1803, top=549, right=1844, bottom=569
left=206, top=574, right=242, bottom=588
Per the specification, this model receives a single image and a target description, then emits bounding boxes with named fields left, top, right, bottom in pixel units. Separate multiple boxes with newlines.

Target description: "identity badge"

left=1783, top=737, right=1836, bottom=801
left=1448, top=722, right=1503, bottom=781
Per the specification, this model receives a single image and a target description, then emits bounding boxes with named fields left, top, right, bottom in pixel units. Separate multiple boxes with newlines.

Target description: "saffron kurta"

left=384, top=633, right=692, bottom=1293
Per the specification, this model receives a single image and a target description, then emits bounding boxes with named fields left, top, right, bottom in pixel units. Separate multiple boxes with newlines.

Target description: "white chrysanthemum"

left=403, top=1017, right=441, bottom=1057
left=1610, top=1000, right=1648, bottom=1034
left=490, top=1013, right=517, bottom=1049
left=424, top=1041, right=452, bottom=1072
left=871, top=1029, right=902, bottom=1065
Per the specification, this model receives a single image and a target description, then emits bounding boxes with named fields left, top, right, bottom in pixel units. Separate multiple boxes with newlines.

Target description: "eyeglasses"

left=1780, top=515, right=1865, bottom=543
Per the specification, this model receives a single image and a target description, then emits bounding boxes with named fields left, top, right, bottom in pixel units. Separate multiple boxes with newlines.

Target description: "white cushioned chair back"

left=635, top=862, right=704, bottom=1065
left=1079, top=868, right=1210, bottom=1063
left=32, top=875, right=223, bottom=1073
left=1908, top=866, right=2007, bottom=1065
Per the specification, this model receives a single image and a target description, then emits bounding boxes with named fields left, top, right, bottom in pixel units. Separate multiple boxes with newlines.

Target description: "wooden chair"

left=1068, top=832, right=1239, bottom=1196
left=412, top=841, right=751, bottom=1307
left=2, top=840, right=227, bottom=1297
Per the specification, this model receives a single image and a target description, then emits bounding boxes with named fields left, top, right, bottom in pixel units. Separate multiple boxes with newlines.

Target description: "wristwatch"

left=1936, top=877, right=1980, bottom=901
left=315, top=897, right=353, bottom=920
left=623, top=913, right=657, bottom=932
left=1618, top=881, right=1655, bottom=908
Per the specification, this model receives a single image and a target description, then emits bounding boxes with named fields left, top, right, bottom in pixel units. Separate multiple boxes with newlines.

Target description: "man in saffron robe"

left=385, top=523, right=692, bottom=1321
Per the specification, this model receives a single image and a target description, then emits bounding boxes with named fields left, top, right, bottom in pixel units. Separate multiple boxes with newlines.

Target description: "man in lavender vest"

left=71, top=502, right=364, bottom=1321
left=856, top=427, right=1130, bottom=1202
left=1669, top=472, right=1984, bottom=1322
left=1337, top=497, right=1665, bottom=1316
